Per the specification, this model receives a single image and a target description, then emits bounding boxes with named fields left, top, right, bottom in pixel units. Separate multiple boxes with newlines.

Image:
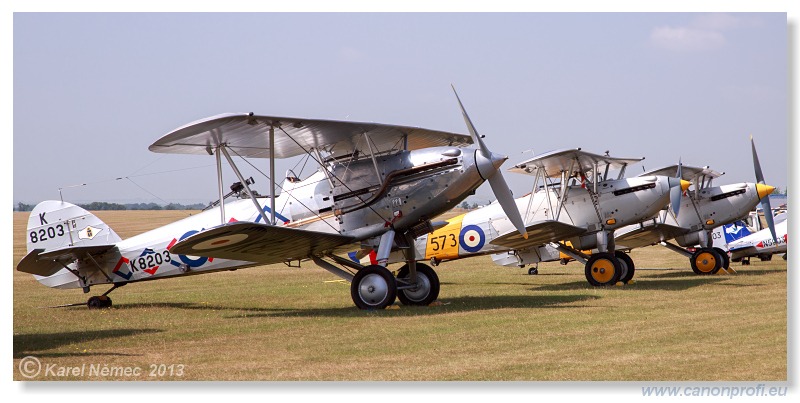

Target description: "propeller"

left=669, top=159, right=691, bottom=218
left=751, top=136, right=777, bottom=243
left=451, top=85, right=528, bottom=239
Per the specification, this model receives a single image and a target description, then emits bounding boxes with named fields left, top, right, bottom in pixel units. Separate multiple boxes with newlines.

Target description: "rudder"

left=25, top=201, right=122, bottom=253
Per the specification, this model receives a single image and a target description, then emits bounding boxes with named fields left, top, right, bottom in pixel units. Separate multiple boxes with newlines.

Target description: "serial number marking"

left=29, top=223, right=68, bottom=244
left=129, top=250, right=172, bottom=272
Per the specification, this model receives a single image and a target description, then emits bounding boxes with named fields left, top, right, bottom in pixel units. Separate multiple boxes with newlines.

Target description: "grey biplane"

left=614, top=137, right=776, bottom=275
left=17, top=88, right=528, bottom=310
left=377, top=148, right=690, bottom=286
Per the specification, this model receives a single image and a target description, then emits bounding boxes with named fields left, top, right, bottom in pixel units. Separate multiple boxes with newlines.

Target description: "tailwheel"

left=396, top=263, right=440, bottom=306
left=87, top=295, right=112, bottom=309
left=528, top=267, right=539, bottom=275
left=690, top=248, right=722, bottom=275
left=615, top=251, right=635, bottom=284
left=351, top=265, right=397, bottom=310
left=714, top=247, right=730, bottom=269
left=585, top=252, right=622, bottom=286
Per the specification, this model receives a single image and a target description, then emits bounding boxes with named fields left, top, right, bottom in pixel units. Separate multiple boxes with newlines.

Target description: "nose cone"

left=756, top=183, right=775, bottom=200
left=680, top=180, right=691, bottom=192
left=475, top=150, right=508, bottom=180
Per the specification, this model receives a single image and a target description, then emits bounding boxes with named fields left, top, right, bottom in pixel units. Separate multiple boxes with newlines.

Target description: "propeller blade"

left=451, top=84, right=491, bottom=159
left=489, top=171, right=528, bottom=239
left=669, top=159, right=689, bottom=218
left=751, top=136, right=777, bottom=243
left=451, top=85, right=527, bottom=238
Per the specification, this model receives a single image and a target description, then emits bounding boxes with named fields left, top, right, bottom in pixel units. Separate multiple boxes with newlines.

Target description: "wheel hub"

left=358, top=273, right=389, bottom=305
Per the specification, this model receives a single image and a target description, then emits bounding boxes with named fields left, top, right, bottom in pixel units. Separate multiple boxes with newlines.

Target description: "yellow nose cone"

left=756, top=183, right=775, bottom=199
left=680, top=180, right=691, bottom=191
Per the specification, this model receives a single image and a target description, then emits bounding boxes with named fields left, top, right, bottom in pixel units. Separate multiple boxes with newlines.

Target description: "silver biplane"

left=17, top=88, right=528, bottom=310
left=614, top=138, right=777, bottom=275
left=378, top=148, right=690, bottom=286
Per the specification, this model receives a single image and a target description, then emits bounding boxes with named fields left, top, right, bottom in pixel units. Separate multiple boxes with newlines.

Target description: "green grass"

left=12, top=211, right=787, bottom=380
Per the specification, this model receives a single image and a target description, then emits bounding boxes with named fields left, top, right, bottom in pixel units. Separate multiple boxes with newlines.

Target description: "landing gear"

left=350, top=265, right=397, bottom=310
left=528, top=267, right=539, bottom=275
left=585, top=252, right=622, bottom=286
left=396, top=263, right=440, bottom=306
left=690, top=248, right=722, bottom=275
left=615, top=251, right=635, bottom=284
left=713, top=247, right=731, bottom=269
left=87, top=295, right=112, bottom=309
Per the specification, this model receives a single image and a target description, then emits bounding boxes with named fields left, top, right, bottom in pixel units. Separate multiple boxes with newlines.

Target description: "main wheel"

left=615, top=251, right=636, bottom=284
left=713, top=247, right=730, bottom=269
left=351, top=265, right=397, bottom=310
left=396, top=263, right=440, bottom=306
left=528, top=267, right=539, bottom=275
left=690, top=248, right=722, bottom=275
left=585, top=252, right=622, bottom=286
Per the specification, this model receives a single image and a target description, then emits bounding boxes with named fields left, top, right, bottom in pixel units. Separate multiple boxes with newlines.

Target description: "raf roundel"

left=191, top=233, right=249, bottom=251
left=459, top=225, right=485, bottom=253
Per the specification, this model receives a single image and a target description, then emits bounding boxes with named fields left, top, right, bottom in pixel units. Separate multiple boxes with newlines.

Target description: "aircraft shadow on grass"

left=14, top=328, right=162, bottom=359
left=636, top=268, right=783, bottom=279
left=530, top=276, right=729, bottom=292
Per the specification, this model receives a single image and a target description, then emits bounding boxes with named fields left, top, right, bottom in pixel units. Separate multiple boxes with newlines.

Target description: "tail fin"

left=25, top=201, right=121, bottom=253
left=723, top=220, right=752, bottom=244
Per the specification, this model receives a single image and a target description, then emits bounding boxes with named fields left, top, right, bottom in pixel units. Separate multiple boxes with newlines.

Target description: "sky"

left=11, top=12, right=788, bottom=207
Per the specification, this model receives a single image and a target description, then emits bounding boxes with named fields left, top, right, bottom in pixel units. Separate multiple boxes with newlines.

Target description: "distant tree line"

left=14, top=202, right=206, bottom=212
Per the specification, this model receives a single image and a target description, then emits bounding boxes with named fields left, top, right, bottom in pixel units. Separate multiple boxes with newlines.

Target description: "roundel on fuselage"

left=459, top=225, right=485, bottom=253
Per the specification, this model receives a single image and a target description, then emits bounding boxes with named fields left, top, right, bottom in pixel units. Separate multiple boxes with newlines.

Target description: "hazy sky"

left=13, top=12, right=788, bottom=206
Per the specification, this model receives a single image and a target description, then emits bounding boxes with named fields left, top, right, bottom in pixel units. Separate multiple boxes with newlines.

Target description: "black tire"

left=350, top=265, right=397, bottom=310
left=615, top=251, right=635, bottom=284
left=713, top=247, right=730, bottom=269
left=87, top=295, right=112, bottom=309
left=584, top=252, right=622, bottom=286
left=759, top=254, right=773, bottom=261
left=690, top=248, right=722, bottom=275
left=528, top=267, right=539, bottom=275
left=396, top=263, right=440, bottom=306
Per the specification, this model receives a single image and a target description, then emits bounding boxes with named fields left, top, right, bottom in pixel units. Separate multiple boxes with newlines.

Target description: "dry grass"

left=12, top=211, right=787, bottom=381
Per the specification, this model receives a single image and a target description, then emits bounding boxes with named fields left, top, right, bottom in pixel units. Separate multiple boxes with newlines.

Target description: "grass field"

left=12, top=210, right=787, bottom=381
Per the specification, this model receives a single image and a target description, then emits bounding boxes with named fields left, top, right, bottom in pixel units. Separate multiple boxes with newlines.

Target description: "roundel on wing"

left=459, top=225, right=485, bottom=253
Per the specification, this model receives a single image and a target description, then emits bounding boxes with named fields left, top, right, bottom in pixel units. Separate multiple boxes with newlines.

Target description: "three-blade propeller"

left=751, top=136, right=777, bottom=244
left=452, top=85, right=528, bottom=239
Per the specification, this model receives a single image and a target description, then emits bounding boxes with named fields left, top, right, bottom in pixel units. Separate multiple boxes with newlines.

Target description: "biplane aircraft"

left=378, top=148, right=691, bottom=286
left=614, top=137, right=776, bottom=275
left=17, top=88, right=529, bottom=310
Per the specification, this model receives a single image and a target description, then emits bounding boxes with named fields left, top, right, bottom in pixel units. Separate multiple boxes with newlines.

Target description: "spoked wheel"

left=351, top=265, right=397, bottom=310
left=615, top=251, right=636, bottom=284
left=585, top=252, right=622, bottom=286
left=690, top=248, right=722, bottom=275
left=87, top=295, right=112, bottom=309
left=396, top=263, right=440, bottom=306
left=713, top=247, right=730, bottom=269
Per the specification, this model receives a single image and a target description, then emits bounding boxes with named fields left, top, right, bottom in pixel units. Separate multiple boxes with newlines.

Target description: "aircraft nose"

left=756, top=183, right=775, bottom=200
left=680, top=180, right=691, bottom=191
left=475, top=150, right=508, bottom=180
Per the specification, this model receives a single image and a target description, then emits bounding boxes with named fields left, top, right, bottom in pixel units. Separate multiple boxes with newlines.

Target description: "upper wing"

left=640, top=164, right=724, bottom=181
left=614, top=222, right=689, bottom=250
left=149, top=113, right=472, bottom=159
left=169, top=222, right=355, bottom=264
left=508, top=148, right=643, bottom=178
left=17, top=244, right=117, bottom=277
left=490, top=221, right=587, bottom=250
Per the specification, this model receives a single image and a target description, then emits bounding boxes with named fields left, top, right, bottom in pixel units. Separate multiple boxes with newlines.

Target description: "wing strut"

left=219, top=145, right=271, bottom=225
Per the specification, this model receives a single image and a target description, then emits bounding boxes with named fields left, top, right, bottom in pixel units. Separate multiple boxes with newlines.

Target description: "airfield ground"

left=12, top=210, right=787, bottom=381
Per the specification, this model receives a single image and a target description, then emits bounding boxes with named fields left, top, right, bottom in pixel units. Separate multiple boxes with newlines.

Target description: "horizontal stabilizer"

left=17, top=244, right=117, bottom=277
left=490, top=221, right=586, bottom=250
left=169, top=222, right=355, bottom=264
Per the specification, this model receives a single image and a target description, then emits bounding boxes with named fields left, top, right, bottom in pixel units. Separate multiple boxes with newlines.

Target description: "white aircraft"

left=727, top=212, right=787, bottom=264
left=17, top=87, right=529, bottom=310
left=614, top=138, right=776, bottom=275
left=375, top=148, right=690, bottom=286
